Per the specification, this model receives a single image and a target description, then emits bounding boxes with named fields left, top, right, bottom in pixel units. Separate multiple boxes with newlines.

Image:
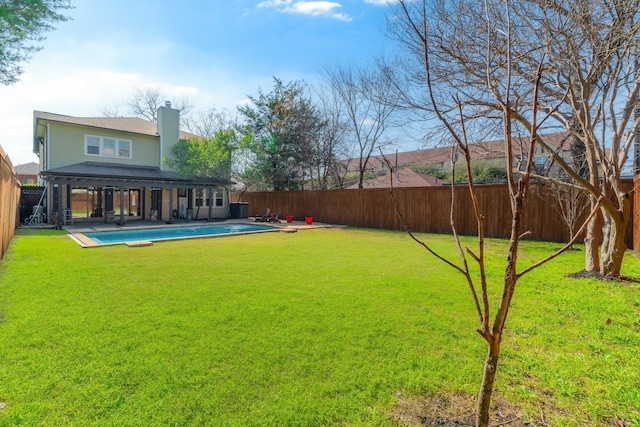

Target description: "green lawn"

left=0, top=228, right=638, bottom=426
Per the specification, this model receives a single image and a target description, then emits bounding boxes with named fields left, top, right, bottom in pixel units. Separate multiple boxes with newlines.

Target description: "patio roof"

left=40, top=161, right=232, bottom=189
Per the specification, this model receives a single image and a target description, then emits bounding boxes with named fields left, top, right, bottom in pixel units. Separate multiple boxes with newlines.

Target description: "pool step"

left=125, top=240, right=154, bottom=247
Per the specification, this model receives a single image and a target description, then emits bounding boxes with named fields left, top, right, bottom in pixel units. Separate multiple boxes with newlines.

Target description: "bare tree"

left=314, top=82, right=352, bottom=189
left=102, top=86, right=193, bottom=125
left=127, top=87, right=193, bottom=122
left=536, top=181, right=590, bottom=247
left=183, top=107, right=237, bottom=138
left=388, top=0, right=640, bottom=277
left=386, top=1, right=602, bottom=425
left=126, top=87, right=162, bottom=122
left=99, top=102, right=123, bottom=118
left=323, top=65, right=399, bottom=188
left=530, top=0, right=640, bottom=277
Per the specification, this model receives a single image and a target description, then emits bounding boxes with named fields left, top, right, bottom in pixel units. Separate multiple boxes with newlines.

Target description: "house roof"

left=345, top=131, right=572, bottom=172
left=33, top=110, right=198, bottom=142
left=347, top=168, right=446, bottom=189
left=40, top=162, right=231, bottom=188
left=13, top=162, right=39, bottom=175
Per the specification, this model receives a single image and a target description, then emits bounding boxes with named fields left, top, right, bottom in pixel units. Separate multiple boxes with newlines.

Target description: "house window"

left=534, top=156, right=548, bottom=166
left=195, top=189, right=204, bottom=207
left=86, top=136, right=100, bottom=155
left=85, top=135, right=132, bottom=159
left=103, top=138, right=116, bottom=156
left=215, top=190, right=223, bottom=207
left=118, top=140, right=131, bottom=158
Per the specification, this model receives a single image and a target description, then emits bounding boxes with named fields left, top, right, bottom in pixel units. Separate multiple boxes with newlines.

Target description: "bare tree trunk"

left=584, top=201, right=601, bottom=272
left=476, top=338, right=501, bottom=427
left=600, top=202, right=629, bottom=277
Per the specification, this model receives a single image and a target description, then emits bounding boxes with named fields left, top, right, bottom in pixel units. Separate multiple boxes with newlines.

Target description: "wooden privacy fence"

left=237, top=180, right=634, bottom=248
left=0, top=145, right=21, bottom=261
left=634, top=176, right=640, bottom=252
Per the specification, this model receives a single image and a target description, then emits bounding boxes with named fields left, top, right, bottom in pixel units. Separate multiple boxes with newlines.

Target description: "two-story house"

left=14, top=162, right=40, bottom=185
left=33, top=104, right=231, bottom=227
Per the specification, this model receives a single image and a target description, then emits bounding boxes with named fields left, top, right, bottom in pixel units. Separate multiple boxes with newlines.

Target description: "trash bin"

left=230, top=202, right=250, bottom=219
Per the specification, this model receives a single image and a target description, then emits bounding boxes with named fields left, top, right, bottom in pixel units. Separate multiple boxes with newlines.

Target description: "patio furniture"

left=254, top=208, right=270, bottom=222
left=63, top=208, right=73, bottom=225
left=267, top=208, right=282, bottom=223
left=25, top=205, right=45, bottom=225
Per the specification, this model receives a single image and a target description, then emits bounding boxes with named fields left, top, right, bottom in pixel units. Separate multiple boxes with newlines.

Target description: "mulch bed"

left=392, top=392, right=531, bottom=427
left=567, top=270, right=640, bottom=283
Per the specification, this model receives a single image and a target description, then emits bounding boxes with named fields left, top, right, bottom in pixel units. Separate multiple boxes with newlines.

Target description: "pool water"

left=84, top=223, right=276, bottom=244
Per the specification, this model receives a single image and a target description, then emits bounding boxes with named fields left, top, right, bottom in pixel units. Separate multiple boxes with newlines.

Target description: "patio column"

left=208, top=188, right=212, bottom=222
left=168, top=187, right=174, bottom=224
left=96, top=189, right=103, bottom=217
left=119, top=187, right=125, bottom=225
left=56, top=184, right=63, bottom=229
left=105, top=187, right=114, bottom=223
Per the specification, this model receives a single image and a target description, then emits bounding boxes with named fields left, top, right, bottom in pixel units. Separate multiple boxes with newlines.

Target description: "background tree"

left=287, top=92, right=325, bottom=190
left=413, top=159, right=508, bottom=184
left=387, top=0, right=640, bottom=277
left=386, top=1, right=601, bottom=425
left=0, top=0, right=71, bottom=85
left=101, top=86, right=193, bottom=125
left=183, top=107, right=237, bottom=139
left=237, top=77, right=325, bottom=191
left=314, top=82, right=353, bottom=189
left=165, top=131, right=236, bottom=181
left=536, top=181, right=590, bottom=248
left=524, top=0, right=640, bottom=277
left=324, top=65, right=399, bottom=188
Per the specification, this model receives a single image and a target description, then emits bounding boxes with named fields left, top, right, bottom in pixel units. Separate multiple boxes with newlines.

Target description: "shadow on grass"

left=15, top=229, right=68, bottom=237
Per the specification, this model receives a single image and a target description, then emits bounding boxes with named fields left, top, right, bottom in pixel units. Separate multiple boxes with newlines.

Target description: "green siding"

left=46, top=122, right=160, bottom=169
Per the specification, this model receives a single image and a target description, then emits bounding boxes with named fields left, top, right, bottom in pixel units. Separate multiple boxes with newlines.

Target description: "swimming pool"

left=78, top=223, right=276, bottom=246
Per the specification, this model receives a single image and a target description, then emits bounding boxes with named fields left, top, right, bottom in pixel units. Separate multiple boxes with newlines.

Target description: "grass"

left=0, top=227, right=638, bottom=426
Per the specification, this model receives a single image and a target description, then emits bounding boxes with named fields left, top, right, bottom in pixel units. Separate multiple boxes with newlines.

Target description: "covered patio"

left=40, top=162, right=231, bottom=228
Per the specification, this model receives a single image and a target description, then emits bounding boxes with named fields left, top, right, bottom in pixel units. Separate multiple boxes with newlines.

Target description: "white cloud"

left=0, top=67, right=147, bottom=165
left=257, top=0, right=292, bottom=7
left=258, top=1, right=351, bottom=21
left=0, top=55, right=280, bottom=166
left=364, top=0, right=400, bottom=4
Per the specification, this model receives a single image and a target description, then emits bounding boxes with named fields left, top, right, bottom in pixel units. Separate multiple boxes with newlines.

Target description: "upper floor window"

left=534, top=156, right=548, bottom=166
left=85, top=135, right=132, bottom=159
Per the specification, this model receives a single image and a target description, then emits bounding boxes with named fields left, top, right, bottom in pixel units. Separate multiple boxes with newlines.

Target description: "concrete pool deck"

left=64, top=218, right=336, bottom=248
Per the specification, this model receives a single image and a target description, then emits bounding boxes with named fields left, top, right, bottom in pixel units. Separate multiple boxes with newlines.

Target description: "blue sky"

left=0, top=0, right=398, bottom=165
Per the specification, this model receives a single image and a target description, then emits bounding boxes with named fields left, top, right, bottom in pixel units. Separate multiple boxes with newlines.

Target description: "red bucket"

left=305, top=217, right=313, bottom=225
left=286, top=215, right=293, bottom=223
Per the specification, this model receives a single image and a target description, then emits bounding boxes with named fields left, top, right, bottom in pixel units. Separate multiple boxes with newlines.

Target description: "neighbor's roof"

left=344, top=131, right=572, bottom=172
left=13, top=162, right=39, bottom=175
left=33, top=111, right=198, bottom=140
left=347, top=168, right=446, bottom=189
